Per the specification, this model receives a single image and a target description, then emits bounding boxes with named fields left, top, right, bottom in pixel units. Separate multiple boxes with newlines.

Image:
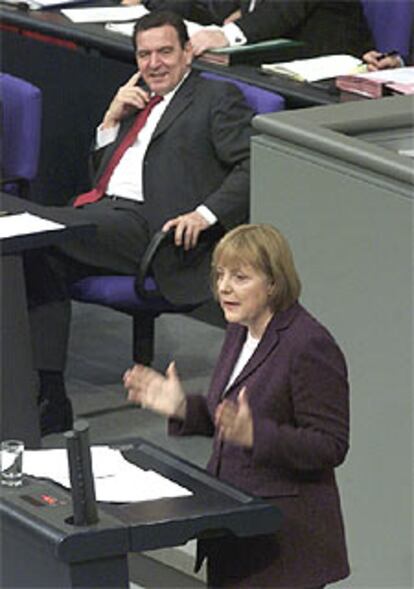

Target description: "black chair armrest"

left=135, top=228, right=175, bottom=299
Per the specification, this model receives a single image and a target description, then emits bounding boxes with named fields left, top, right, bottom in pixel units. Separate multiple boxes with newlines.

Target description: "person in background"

left=25, top=10, right=253, bottom=436
left=362, top=50, right=403, bottom=71
left=124, top=223, right=350, bottom=589
left=362, top=50, right=407, bottom=71
left=189, top=0, right=373, bottom=58
left=120, top=0, right=263, bottom=26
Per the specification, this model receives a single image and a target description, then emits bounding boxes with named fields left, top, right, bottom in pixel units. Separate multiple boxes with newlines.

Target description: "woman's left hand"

left=215, top=387, right=253, bottom=448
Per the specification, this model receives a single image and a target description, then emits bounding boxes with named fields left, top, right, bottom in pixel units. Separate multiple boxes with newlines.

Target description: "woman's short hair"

left=211, top=224, right=301, bottom=312
left=133, top=10, right=189, bottom=51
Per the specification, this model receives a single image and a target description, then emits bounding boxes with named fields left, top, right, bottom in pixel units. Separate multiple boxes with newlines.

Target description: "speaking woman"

left=124, top=224, right=350, bottom=588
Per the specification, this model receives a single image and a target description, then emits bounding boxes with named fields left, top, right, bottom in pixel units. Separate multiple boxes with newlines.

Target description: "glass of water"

left=1, top=439, right=24, bottom=487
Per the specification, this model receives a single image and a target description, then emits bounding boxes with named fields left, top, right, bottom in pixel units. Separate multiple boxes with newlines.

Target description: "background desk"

left=1, top=5, right=343, bottom=206
left=250, top=95, right=414, bottom=588
left=0, top=193, right=93, bottom=447
left=0, top=437, right=281, bottom=588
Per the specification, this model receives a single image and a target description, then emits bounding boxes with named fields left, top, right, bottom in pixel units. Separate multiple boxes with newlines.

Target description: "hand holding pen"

left=362, top=50, right=403, bottom=72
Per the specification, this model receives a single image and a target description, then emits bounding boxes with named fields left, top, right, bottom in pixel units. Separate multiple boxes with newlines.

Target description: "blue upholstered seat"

left=0, top=73, right=42, bottom=198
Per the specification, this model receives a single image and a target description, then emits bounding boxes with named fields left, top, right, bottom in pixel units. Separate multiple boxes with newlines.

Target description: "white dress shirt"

left=95, top=77, right=216, bottom=225
left=225, top=331, right=260, bottom=391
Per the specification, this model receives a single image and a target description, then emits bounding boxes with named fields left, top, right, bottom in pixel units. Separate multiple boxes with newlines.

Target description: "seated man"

left=190, top=0, right=374, bottom=58
left=25, top=10, right=253, bottom=436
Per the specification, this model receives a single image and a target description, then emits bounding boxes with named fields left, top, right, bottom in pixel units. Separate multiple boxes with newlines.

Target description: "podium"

left=0, top=438, right=282, bottom=588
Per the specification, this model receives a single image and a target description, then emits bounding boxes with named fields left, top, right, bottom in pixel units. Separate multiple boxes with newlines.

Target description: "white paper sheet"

left=355, top=65, right=414, bottom=83
left=0, top=212, right=65, bottom=239
left=61, top=5, right=148, bottom=24
left=106, top=19, right=203, bottom=37
left=262, top=54, right=363, bottom=82
left=23, top=446, right=192, bottom=503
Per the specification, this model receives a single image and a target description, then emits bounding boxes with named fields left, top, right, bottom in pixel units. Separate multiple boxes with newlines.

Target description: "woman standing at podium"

left=124, top=224, right=350, bottom=588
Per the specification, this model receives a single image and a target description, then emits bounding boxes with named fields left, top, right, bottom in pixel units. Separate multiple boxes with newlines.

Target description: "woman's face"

left=216, top=262, right=274, bottom=338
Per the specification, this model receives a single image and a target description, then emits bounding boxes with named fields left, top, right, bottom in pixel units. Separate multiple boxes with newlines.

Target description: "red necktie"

left=73, top=95, right=163, bottom=208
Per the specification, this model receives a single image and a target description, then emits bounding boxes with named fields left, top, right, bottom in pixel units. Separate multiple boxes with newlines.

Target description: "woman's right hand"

left=123, top=361, right=187, bottom=419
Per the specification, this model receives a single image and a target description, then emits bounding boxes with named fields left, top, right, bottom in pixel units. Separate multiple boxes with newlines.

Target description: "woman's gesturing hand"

left=123, top=361, right=187, bottom=419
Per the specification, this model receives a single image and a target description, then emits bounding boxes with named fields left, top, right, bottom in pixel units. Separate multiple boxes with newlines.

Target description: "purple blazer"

left=170, top=302, right=350, bottom=587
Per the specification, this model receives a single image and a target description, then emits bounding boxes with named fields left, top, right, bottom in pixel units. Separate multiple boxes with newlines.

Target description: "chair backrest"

left=361, top=0, right=413, bottom=58
left=0, top=73, right=42, bottom=187
left=200, top=71, right=285, bottom=113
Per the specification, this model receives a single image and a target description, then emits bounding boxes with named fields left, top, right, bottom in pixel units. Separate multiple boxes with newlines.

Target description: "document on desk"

left=106, top=19, right=203, bottom=38
left=23, top=446, right=192, bottom=503
left=261, top=54, right=363, bottom=82
left=1, top=0, right=89, bottom=10
left=0, top=212, right=65, bottom=240
left=61, top=5, right=148, bottom=24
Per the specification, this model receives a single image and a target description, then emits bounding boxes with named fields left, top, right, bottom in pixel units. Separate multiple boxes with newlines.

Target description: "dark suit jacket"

left=92, top=71, right=253, bottom=304
left=237, top=0, right=373, bottom=57
left=170, top=302, right=350, bottom=586
left=144, top=0, right=239, bottom=24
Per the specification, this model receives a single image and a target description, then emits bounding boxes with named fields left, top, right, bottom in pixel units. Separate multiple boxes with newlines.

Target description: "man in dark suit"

left=191, top=0, right=374, bottom=58
left=26, top=10, right=253, bottom=436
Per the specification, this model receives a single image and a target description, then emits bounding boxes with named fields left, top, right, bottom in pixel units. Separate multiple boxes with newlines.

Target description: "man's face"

left=135, top=25, right=193, bottom=96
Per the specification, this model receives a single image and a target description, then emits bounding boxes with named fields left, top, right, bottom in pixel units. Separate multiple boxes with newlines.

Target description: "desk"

left=0, top=437, right=282, bottom=588
left=0, top=193, right=93, bottom=447
left=1, top=5, right=344, bottom=205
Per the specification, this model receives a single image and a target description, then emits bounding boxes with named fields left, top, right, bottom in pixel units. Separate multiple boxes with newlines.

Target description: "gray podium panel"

left=251, top=95, right=413, bottom=589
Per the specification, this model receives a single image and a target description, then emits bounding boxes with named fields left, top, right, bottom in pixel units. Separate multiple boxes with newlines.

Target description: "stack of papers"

left=62, top=5, right=148, bottom=24
left=336, top=66, right=414, bottom=97
left=23, top=445, right=192, bottom=503
left=262, top=54, right=363, bottom=82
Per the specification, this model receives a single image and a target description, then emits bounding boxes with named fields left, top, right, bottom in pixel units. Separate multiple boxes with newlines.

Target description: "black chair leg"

left=132, top=312, right=156, bottom=365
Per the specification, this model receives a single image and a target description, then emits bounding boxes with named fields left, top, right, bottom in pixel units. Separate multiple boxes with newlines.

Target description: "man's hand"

left=223, top=9, right=242, bottom=24
left=215, top=387, right=254, bottom=448
left=162, top=211, right=210, bottom=250
left=362, top=50, right=402, bottom=72
left=101, top=72, right=149, bottom=129
left=190, top=30, right=229, bottom=56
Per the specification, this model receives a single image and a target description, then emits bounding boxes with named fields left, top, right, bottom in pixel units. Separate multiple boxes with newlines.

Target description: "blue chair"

left=0, top=73, right=42, bottom=198
left=71, top=76, right=285, bottom=365
left=361, top=0, right=413, bottom=60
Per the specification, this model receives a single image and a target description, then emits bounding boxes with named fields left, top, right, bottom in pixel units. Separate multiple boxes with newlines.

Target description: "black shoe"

left=40, top=397, right=74, bottom=437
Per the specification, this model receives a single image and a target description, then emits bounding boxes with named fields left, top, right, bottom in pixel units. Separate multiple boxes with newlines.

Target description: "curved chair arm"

left=135, top=224, right=224, bottom=303
left=135, top=229, right=175, bottom=299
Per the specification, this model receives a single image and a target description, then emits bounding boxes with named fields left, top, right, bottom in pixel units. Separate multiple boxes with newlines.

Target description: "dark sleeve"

left=144, top=0, right=239, bottom=23
left=235, top=0, right=319, bottom=43
left=252, top=333, right=350, bottom=472
left=144, top=0, right=194, bottom=19
left=168, top=394, right=215, bottom=437
left=201, top=82, right=253, bottom=229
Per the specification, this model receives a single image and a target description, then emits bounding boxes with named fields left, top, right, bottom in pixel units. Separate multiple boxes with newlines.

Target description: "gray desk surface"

left=253, top=94, right=414, bottom=186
